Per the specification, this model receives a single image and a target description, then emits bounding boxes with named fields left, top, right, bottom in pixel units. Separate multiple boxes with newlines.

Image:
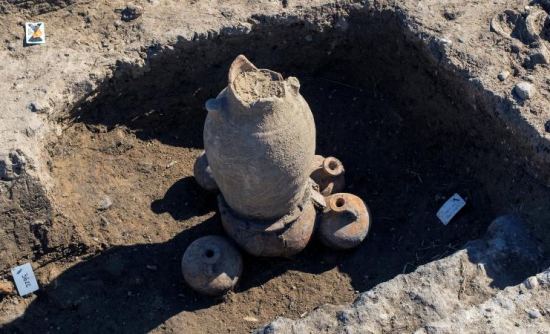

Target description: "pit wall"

left=71, top=3, right=550, bottom=247
left=74, top=2, right=550, bottom=185
left=0, top=0, right=84, bottom=14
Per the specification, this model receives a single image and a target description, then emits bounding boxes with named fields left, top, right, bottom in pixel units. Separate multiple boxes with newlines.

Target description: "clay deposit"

left=233, top=70, right=285, bottom=104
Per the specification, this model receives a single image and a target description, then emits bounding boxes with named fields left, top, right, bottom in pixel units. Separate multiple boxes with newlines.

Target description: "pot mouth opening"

left=231, top=69, right=285, bottom=104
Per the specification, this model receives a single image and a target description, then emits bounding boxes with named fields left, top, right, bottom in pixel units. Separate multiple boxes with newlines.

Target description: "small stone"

left=121, top=4, right=143, bottom=22
left=513, top=82, right=536, bottom=100
left=527, top=308, right=542, bottom=319
left=538, top=270, right=550, bottom=285
left=498, top=71, right=510, bottom=81
left=365, top=290, right=376, bottom=299
left=244, top=316, right=258, bottom=322
left=166, top=160, right=178, bottom=168
left=99, top=215, right=111, bottom=227
left=337, top=311, right=352, bottom=324
left=146, top=265, right=158, bottom=271
left=220, top=10, right=234, bottom=18
left=443, top=10, right=458, bottom=20
left=26, top=100, right=49, bottom=113
left=529, top=45, right=550, bottom=66
left=448, top=9, right=465, bottom=20
left=438, top=37, right=452, bottom=46
left=511, top=41, right=522, bottom=53
left=0, top=280, right=15, bottom=295
left=523, top=276, right=539, bottom=289
left=25, top=127, right=36, bottom=137
left=97, top=196, right=113, bottom=210
left=27, top=102, right=38, bottom=113
left=0, top=150, right=26, bottom=180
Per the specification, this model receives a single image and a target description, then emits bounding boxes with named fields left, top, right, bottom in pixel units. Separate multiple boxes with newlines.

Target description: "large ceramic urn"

left=187, top=55, right=371, bottom=289
left=203, top=55, right=316, bottom=220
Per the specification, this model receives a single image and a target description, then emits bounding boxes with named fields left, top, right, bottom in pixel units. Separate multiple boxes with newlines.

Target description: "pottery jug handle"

left=205, top=98, right=222, bottom=116
left=228, top=55, right=258, bottom=83
left=287, top=76, right=301, bottom=95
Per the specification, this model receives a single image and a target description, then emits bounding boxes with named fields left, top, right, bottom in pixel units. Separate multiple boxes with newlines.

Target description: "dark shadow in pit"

left=0, top=209, right=353, bottom=334
left=3, top=185, right=545, bottom=333
left=2, top=216, right=226, bottom=334
left=151, top=176, right=217, bottom=220
left=66, top=8, right=384, bottom=149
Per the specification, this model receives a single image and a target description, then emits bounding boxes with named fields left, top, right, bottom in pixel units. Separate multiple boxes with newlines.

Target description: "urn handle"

left=287, top=76, right=301, bottom=95
left=205, top=98, right=221, bottom=112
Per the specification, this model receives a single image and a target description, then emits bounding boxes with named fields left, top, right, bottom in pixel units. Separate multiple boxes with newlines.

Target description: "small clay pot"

left=319, top=193, right=370, bottom=250
left=193, top=151, right=218, bottom=191
left=181, top=235, right=242, bottom=296
left=310, top=155, right=345, bottom=196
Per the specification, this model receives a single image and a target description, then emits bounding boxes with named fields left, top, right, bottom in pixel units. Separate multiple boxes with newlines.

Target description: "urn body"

left=204, top=57, right=316, bottom=220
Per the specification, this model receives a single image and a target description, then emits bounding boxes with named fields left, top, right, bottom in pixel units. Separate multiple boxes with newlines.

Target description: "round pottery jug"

left=203, top=55, right=316, bottom=220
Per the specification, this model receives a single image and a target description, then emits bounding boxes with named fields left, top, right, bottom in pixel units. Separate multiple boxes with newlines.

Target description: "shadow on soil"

left=2, top=214, right=223, bottom=334
left=3, top=178, right=544, bottom=334
left=151, top=177, right=216, bottom=221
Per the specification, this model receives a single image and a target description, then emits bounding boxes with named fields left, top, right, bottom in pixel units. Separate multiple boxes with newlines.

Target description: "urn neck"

left=227, top=69, right=285, bottom=110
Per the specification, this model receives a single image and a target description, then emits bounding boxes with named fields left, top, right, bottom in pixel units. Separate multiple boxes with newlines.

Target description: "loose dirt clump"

left=233, top=70, right=285, bottom=104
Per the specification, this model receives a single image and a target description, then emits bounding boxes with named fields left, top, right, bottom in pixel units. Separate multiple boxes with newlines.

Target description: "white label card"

left=436, top=193, right=466, bottom=225
left=25, top=22, right=46, bottom=45
left=11, top=263, right=39, bottom=296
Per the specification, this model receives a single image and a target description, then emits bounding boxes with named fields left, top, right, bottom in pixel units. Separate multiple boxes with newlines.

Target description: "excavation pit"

left=5, top=5, right=550, bottom=334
